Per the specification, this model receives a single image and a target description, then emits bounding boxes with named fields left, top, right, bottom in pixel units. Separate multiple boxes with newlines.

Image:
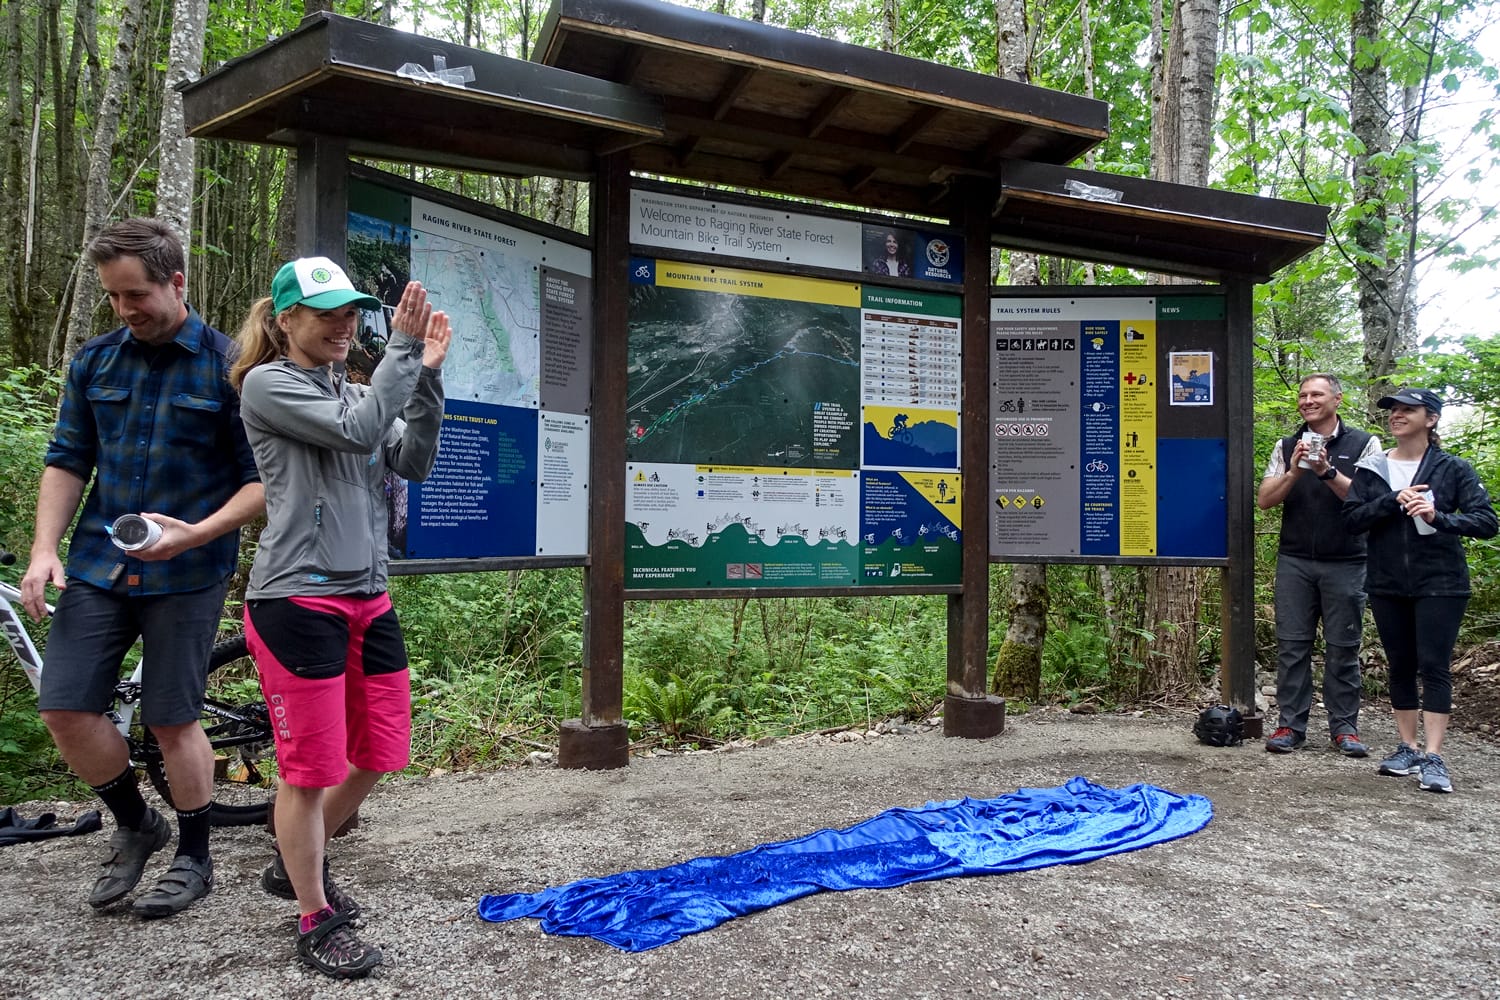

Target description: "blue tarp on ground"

left=477, top=776, right=1213, bottom=951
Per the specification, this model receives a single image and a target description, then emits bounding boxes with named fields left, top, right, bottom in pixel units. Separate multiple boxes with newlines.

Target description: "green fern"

left=624, top=670, right=729, bottom=741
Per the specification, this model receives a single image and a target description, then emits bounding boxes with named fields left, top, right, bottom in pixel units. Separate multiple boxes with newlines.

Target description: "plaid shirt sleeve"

left=44, top=350, right=103, bottom=482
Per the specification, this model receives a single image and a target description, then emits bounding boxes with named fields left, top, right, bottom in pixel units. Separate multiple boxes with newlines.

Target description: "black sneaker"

left=88, top=808, right=171, bottom=908
left=297, top=908, right=381, bottom=979
left=1331, top=733, right=1370, bottom=758
left=262, top=851, right=362, bottom=921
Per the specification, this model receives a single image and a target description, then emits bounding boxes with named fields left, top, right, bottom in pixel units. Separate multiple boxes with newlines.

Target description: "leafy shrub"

left=624, top=669, right=732, bottom=742
left=0, top=367, right=70, bottom=799
left=0, top=366, right=60, bottom=555
left=1042, top=620, right=1111, bottom=702
left=392, top=569, right=585, bottom=769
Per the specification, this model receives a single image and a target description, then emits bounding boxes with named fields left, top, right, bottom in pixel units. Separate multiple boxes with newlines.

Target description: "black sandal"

left=297, top=909, right=382, bottom=978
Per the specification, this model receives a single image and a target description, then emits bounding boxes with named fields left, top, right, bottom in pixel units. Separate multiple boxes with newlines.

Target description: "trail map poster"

left=625, top=258, right=962, bottom=589
left=989, top=293, right=1228, bottom=562
left=345, top=176, right=591, bottom=561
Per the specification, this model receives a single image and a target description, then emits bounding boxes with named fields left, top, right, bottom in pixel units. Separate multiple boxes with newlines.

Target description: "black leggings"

left=1369, top=594, right=1468, bottom=714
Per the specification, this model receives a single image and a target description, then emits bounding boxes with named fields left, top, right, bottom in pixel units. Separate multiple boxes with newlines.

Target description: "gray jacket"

left=240, top=332, right=444, bottom=597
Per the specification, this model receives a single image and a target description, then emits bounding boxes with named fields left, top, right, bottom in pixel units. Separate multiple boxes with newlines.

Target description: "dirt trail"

left=4, top=706, right=1497, bottom=999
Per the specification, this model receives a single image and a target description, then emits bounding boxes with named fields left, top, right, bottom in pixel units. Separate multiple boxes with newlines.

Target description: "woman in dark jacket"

left=1343, top=388, right=1497, bottom=794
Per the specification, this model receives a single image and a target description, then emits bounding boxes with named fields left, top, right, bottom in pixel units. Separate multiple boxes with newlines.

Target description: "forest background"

left=1, top=0, right=1497, bottom=800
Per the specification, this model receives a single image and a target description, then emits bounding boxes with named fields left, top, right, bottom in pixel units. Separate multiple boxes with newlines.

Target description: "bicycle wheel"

left=208, top=632, right=248, bottom=669
left=140, top=632, right=274, bottom=827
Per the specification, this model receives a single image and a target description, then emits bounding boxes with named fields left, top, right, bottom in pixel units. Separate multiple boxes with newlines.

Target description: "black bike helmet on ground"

left=1194, top=705, right=1244, bottom=747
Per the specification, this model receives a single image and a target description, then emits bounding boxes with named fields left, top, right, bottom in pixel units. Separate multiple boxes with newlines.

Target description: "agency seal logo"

left=925, top=239, right=950, bottom=268
left=310, top=267, right=333, bottom=284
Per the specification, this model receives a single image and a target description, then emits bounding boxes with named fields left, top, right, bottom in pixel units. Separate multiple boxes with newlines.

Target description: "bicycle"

left=0, top=543, right=273, bottom=827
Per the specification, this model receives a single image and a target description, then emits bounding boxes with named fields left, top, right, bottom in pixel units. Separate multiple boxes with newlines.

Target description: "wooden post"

left=1220, top=277, right=1260, bottom=736
left=560, top=152, right=630, bottom=769
left=294, top=136, right=349, bottom=260
left=944, top=177, right=1004, bottom=738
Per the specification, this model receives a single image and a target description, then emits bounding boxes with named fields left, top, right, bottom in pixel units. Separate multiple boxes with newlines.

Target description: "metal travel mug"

left=110, top=514, right=163, bottom=551
left=1298, top=431, right=1325, bottom=469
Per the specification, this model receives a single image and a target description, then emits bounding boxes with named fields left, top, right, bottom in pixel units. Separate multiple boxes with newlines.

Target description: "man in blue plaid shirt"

left=20, top=219, right=263, bottom=918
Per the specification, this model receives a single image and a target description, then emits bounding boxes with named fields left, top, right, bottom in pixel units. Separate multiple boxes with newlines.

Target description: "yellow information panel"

left=654, top=260, right=860, bottom=307
left=1118, top=320, right=1157, bottom=555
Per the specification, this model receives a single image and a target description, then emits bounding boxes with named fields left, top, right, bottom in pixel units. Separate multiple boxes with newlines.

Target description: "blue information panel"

left=408, top=402, right=539, bottom=559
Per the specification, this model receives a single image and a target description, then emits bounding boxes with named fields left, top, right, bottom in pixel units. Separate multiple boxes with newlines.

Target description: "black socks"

left=174, top=803, right=212, bottom=861
left=90, top=767, right=148, bottom=831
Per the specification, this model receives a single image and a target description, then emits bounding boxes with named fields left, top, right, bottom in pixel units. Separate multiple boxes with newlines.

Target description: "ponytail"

left=230, top=297, right=287, bottom=391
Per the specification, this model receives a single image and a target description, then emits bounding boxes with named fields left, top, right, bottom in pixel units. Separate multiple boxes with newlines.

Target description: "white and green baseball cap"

left=271, top=256, right=380, bottom=313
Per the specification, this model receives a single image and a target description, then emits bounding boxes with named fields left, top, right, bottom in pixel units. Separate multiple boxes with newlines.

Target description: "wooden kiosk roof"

left=182, top=1, right=1327, bottom=281
left=179, top=12, right=665, bottom=179
left=534, top=0, right=1108, bottom=216
left=992, top=160, right=1329, bottom=282
left=532, top=0, right=1326, bottom=280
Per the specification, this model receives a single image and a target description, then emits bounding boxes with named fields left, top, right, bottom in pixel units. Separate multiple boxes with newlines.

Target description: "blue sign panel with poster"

left=990, top=292, right=1228, bottom=562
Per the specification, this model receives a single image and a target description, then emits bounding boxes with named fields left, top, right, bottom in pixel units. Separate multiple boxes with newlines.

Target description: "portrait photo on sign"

left=862, top=226, right=912, bottom=278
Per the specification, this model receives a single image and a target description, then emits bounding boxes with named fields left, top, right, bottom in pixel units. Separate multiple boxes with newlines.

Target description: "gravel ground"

left=3, top=705, right=1498, bottom=1000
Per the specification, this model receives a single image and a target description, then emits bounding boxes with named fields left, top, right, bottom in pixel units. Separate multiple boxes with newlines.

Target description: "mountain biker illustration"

left=231, top=259, right=449, bottom=979
left=20, top=219, right=265, bottom=918
left=890, top=413, right=913, bottom=445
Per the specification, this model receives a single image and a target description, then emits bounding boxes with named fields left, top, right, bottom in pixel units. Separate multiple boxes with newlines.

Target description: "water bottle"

left=110, top=514, right=163, bottom=551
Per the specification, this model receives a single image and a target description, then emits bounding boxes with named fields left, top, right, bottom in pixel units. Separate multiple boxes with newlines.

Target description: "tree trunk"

left=1, top=0, right=98, bottom=367
left=1080, top=0, right=1097, bottom=183
left=517, top=0, right=533, bottom=60
left=989, top=0, right=1050, bottom=701
left=4, top=0, right=31, bottom=363
left=61, top=0, right=147, bottom=365
left=1390, top=77, right=1425, bottom=361
left=993, top=564, right=1047, bottom=699
left=1138, top=565, right=1200, bottom=699
left=1152, top=0, right=1219, bottom=186
left=1148, top=0, right=1175, bottom=184
left=55, top=0, right=96, bottom=289
left=1175, top=0, right=1218, bottom=187
left=1351, top=0, right=1397, bottom=400
left=159, top=0, right=208, bottom=282
left=995, top=0, right=1027, bottom=80
left=1136, top=0, right=1219, bottom=698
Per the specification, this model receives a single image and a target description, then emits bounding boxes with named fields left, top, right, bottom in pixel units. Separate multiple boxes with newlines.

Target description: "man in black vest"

left=1257, top=374, right=1382, bottom=755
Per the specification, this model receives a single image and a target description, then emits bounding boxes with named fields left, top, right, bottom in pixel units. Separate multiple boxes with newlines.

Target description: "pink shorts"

left=245, top=593, right=411, bottom=788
